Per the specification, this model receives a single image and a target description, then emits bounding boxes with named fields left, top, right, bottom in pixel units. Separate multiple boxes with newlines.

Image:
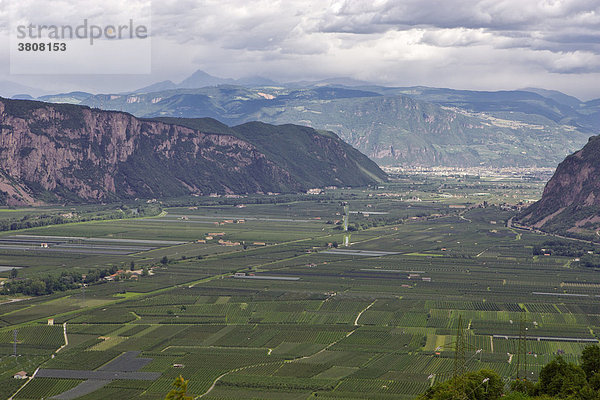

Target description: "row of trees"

left=1, top=266, right=120, bottom=296
left=533, top=239, right=598, bottom=257
left=419, top=345, right=600, bottom=400
left=577, top=254, right=600, bottom=269
left=0, top=204, right=161, bottom=233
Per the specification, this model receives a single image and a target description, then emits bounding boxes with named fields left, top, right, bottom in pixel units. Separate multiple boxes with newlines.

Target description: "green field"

left=1, top=174, right=598, bottom=399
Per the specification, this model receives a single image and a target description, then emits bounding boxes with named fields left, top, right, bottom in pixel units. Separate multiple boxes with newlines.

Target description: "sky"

left=1, top=0, right=599, bottom=100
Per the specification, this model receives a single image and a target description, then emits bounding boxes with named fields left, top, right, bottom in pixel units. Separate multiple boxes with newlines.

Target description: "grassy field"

left=1, top=175, right=598, bottom=399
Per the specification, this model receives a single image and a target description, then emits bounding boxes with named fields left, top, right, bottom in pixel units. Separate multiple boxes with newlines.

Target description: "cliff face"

left=518, top=135, right=600, bottom=238
left=0, top=98, right=385, bottom=204
left=77, top=86, right=591, bottom=168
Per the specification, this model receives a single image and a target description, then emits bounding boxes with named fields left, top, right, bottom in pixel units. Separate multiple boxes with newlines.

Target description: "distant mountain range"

left=0, top=97, right=385, bottom=205
left=8, top=70, right=600, bottom=168
left=517, top=135, right=600, bottom=241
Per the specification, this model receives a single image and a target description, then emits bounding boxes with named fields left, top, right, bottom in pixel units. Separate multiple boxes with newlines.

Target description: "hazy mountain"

left=235, top=76, right=278, bottom=87
left=285, top=77, right=373, bottom=88
left=0, top=80, right=48, bottom=98
left=11, top=94, right=35, bottom=100
left=178, top=70, right=236, bottom=88
left=518, top=135, right=600, bottom=241
left=133, top=80, right=178, bottom=94
left=0, top=97, right=385, bottom=205
left=75, top=85, right=593, bottom=168
left=131, top=70, right=279, bottom=94
left=37, top=91, right=94, bottom=104
left=521, top=87, right=583, bottom=109
left=371, top=87, right=591, bottom=128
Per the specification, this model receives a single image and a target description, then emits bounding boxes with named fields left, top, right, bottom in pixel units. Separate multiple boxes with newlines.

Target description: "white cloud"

left=0, top=0, right=599, bottom=99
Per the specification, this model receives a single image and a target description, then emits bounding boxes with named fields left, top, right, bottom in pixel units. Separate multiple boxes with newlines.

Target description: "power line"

left=452, top=315, right=468, bottom=399
left=13, top=329, right=18, bottom=357
left=515, top=312, right=528, bottom=379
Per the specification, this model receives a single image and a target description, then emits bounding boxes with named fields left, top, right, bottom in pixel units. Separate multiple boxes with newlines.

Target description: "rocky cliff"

left=74, top=86, right=592, bottom=168
left=0, top=98, right=386, bottom=204
left=518, top=135, right=600, bottom=239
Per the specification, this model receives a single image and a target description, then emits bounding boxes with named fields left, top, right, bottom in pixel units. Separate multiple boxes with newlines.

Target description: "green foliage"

left=532, top=240, right=598, bottom=257
left=537, top=356, right=589, bottom=398
left=578, top=254, right=600, bottom=269
left=418, top=369, right=503, bottom=400
left=510, top=379, right=536, bottom=395
left=581, top=345, right=600, bottom=379
left=165, top=375, right=192, bottom=400
left=1, top=265, right=118, bottom=296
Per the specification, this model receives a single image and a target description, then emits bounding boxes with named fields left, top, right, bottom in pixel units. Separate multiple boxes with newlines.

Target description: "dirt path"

left=196, top=328, right=357, bottom=398
left=354, top=300, right=376, bottom=326
left=55, top=322, right=68, bottom=353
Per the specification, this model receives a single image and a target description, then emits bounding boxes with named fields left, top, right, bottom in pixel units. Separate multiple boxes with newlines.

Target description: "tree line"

left=419, top=344, right=600, bottom=400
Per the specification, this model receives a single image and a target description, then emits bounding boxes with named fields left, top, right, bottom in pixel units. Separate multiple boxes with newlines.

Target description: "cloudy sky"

left=1, top=0, right=600, bottom=99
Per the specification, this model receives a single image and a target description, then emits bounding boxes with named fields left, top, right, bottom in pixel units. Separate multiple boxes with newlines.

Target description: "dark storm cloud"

left=0, top=0, right=599, bottom=99
left=319, top=0, right=600, bottom=62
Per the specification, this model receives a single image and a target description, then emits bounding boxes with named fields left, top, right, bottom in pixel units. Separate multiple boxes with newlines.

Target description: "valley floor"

left=1, top=175, right=598, bottom=399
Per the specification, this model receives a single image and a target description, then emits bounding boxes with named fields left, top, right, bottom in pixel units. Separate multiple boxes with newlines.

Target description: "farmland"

left=1, top=172, right=599, bottom=399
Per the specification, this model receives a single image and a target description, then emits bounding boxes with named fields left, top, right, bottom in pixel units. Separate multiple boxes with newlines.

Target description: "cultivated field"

left=1, top=175, right=598, bottom=399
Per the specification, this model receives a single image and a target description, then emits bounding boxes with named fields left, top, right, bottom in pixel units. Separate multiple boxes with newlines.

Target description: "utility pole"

left=13, top=329, right=18, bottom=357
left=452, top=315, right=467, bottom=399
left=516, top=313, right=528, bottom=379
left=342, top=202, right=350, bottom=247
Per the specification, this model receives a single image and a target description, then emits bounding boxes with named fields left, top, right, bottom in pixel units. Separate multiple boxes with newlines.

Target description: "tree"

left=538, top=356, right=589, bottom=397
left=130, top=260, right=135, bottom=271
left=581, top=344, right=600, bottom=379
left=161, top=256, right=169, bottom=265
left=509, top=379, right=535, bottom=395
left=165, top=375, right=192, bottom=400
left=419, top=369, right=503, bottom=400
left=9, top=268, right=18, bottom=279
left=142, top=266, right=149, bottom=277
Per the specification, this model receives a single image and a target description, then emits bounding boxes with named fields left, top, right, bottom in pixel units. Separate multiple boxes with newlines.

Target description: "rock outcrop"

left=518, top=135, right=600, bottom=239
left=0, top=98, right=386, bottom=204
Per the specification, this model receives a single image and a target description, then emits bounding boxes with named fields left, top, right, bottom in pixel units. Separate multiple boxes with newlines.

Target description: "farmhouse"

left=13, top=371, right=27, bottom=379
left=218, top=239, right=240, bottom=246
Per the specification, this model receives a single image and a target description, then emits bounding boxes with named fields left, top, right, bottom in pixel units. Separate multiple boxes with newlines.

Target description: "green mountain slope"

left=0, top=98, right=385, bottom=204
left=154, top=117, right=387, bottom=189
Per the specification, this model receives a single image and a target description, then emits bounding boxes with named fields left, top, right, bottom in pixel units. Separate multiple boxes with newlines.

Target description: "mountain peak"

left=178, top=69, right=235, bottom=89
